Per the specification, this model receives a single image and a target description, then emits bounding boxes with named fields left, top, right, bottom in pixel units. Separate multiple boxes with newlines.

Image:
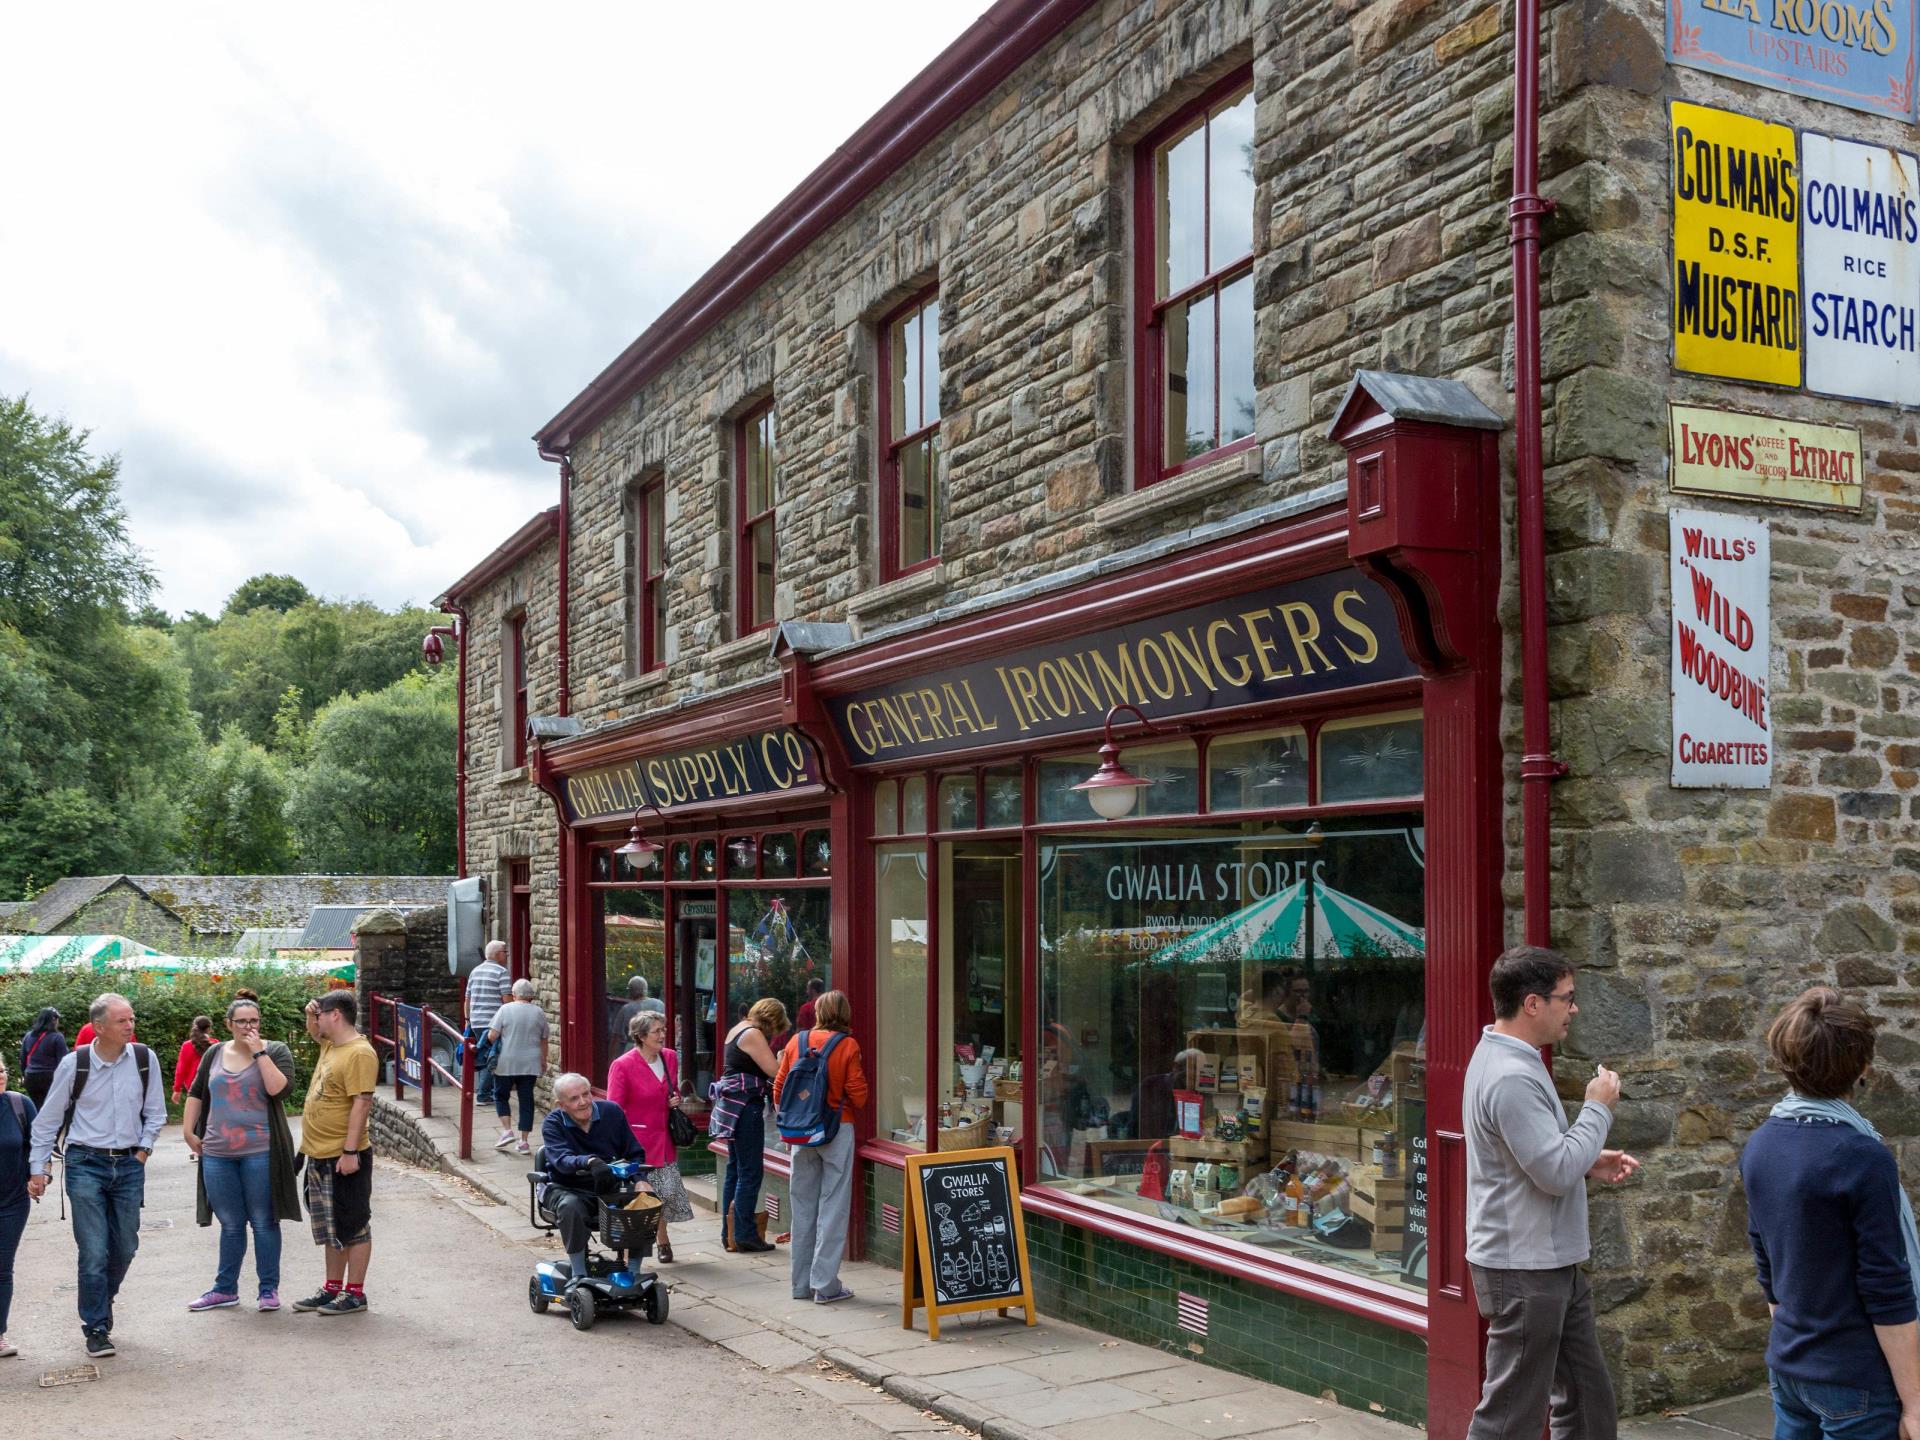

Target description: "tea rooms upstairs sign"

left=1668, top=0, right=1917, bottom=122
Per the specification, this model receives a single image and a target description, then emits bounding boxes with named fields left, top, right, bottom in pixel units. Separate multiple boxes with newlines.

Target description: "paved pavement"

left=406, top=1100, right=1421, bottom=1440
left=1620, top=1391, right=1773, bottom=1440
left=1, top=1127, right=939, bottom=1438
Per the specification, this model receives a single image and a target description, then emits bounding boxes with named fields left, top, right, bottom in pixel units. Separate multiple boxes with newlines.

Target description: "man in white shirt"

left=27, top=993, right=166, bottom=1359
left=465, top=940, right=511, bottom=1103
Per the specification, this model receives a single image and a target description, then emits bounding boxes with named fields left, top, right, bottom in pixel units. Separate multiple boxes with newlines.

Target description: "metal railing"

left=366, top=991, right=476, bottom=1160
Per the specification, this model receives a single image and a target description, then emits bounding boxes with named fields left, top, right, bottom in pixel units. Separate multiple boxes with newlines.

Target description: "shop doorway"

left=672, top=891, right=720, bottom=1109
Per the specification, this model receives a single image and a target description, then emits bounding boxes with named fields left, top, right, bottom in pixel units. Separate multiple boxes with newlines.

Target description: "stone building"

left=440, top=0, right=1920, bottom=1431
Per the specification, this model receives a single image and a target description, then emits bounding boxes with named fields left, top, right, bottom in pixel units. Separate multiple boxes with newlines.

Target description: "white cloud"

left=0, top=0, right=987, bottom=615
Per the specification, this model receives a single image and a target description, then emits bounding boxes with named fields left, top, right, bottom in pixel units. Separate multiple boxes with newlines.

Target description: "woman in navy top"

left=1742, top=988, right=1920, bottom=1440
left=19, top=1007, right=65, bottom=1109
left=0, top=1051, right=40, bottom=1357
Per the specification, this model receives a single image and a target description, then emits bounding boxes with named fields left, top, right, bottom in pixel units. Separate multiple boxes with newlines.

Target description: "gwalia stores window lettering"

left=1136, top=74, right=1256, bottom=484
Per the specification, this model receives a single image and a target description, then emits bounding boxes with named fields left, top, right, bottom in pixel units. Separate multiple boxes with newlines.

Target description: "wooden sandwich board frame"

left=900, top=1144, right=1037, bottom=1339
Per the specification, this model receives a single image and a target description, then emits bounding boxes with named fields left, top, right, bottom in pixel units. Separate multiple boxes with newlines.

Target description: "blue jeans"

left=0, top=1196, right=28, bottom=1334
left=722, top=1104, right=766, bottom=1243
left=470, top=1029, right=496, bottom=1103
left=201, top=1151, right=280, bottom=1295
left=1772, top=1372, right=1902, bottom=1440
left=495, top=1075, right=535, bottom=1133
left=64, top=1146, right=146, bottom=1335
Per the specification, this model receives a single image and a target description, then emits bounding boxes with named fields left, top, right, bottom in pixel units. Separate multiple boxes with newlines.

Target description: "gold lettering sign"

left=560, top=728, right=818, bottom=823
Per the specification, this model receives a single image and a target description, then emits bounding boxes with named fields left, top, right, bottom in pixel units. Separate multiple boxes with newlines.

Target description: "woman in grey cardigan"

left=183, top=993, right=303, bottom=1312
left=488, top=980, right=551, bottom=1154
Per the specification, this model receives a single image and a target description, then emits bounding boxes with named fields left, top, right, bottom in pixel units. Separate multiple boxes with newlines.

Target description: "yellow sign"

left=1669, top=403, right=1863, bottom=510
left=1670, top=102, right=1802, bottom=387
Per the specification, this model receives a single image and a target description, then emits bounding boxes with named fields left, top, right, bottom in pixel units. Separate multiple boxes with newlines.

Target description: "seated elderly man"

left=539, top=1072, right=648, bottom=1281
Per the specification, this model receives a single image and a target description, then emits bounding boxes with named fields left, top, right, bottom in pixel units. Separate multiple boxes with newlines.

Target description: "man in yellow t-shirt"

left=294, top=992, right=379, bottom=1316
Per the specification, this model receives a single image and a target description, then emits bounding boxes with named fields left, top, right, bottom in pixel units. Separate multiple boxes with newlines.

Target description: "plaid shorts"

left=304, top=1151, right=373, bottom=1249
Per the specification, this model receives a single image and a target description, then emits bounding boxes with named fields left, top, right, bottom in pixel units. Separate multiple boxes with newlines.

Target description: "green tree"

left=180, top=725, right=294, bottom=873
left=286, top=671, right=455, bottom=874
left=224, top=573, right=311, bottom=615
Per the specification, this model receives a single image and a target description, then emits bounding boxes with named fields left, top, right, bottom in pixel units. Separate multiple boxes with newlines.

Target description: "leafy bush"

left=1, top=967, right=335, bottom=1109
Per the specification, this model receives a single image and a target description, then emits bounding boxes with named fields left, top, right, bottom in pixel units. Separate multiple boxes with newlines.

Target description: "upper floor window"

left=629, top=476, right=666, bottom=674
left=508, top=613, right=528, bottom=768
left=736, top=402, right=777, bottom=634
left=878, top=287, right=941, bottom=580
left=1136, top=75, right=1256, bottom=485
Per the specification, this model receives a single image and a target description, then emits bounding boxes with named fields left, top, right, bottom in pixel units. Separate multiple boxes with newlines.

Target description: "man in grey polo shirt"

left=465, top=940, right=511, bottom=1103
left=1464, top=946, right=1639, bottom=1440
left=27, top=992, right=166, bottom=1359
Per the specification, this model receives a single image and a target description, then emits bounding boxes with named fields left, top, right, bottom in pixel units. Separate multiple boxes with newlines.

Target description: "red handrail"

left=365, top=991, right=474, bottom=1161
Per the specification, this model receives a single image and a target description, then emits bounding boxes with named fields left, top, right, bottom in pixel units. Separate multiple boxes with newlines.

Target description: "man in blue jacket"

left=540, top=1072, right=647, bottom=1281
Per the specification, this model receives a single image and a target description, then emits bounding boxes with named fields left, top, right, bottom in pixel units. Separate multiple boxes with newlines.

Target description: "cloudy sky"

left=1, top=2, right=986, bottom=617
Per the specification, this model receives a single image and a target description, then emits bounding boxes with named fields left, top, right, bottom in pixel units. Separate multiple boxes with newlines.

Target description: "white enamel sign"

left=1670, top=508, right=1772, bottom=789
left=1802, top=132, right=1920, bottom=406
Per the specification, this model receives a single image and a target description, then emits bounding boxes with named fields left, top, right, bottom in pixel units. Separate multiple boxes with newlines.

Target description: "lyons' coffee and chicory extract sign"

left=560, top=727, right=818, bottom=823
left=1666, top=0, right=1917, bottom=121
left=829, top=569, right=1414, bottom=765
left=1670, top=102, right=1803, bottom=387
left=1668, top=403, right=1864, bottom=509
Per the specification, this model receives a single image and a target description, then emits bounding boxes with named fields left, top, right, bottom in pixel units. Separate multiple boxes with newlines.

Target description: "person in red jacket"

left=173, top=1017, right=216, bottom=1105
left=772, top=990, right=868, bottom=1305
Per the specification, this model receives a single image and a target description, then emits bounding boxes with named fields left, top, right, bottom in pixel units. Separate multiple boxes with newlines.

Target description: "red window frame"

left=1133, top=70, right=1257, bottom=487
left=509, top=614, right=528, bottom=768
left=735, top=402, right=777, bottom=635
left=632, top=476, right=666, bottom=674
left=877, top=285, right=941, bottom=581
left=508, top=860, right=532, bottom=984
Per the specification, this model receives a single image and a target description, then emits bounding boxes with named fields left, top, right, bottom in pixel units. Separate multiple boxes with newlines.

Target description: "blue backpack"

left=775, top=1031, right=846, bottom=1147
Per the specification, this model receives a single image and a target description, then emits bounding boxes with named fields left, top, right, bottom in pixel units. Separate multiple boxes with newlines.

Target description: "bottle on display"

left=1285, top=1173, right=1307, bottom=1226
left=1382, top=1132, right=1400, bottom=1179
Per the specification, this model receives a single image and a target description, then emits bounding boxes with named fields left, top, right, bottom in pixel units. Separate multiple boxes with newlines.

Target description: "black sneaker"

left=84, top=1331, right=115, bottom=1358
left=291, top=1289, right=338, bottom=1313
left=316, top=1291, right=367, bottom=1317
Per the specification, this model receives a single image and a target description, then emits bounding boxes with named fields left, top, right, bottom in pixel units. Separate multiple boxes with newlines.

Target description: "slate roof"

left=2, top=876, right=183, bottom=935
left=297, top=904, right=433, bottom=951
left=131, top=875, right=451, bottom=935
left=231, top=927, right=306, bottom=958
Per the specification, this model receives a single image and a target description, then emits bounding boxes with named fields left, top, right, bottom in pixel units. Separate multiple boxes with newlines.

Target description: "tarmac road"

left=1, top=1128, right=907, bottom=1439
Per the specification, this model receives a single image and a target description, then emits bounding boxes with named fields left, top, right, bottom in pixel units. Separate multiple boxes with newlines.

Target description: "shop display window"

left=1035, top=816, right=1426, bottom=1292
left=902, top=776, right=928, bottom=834
left=1319, top=712, right=1423, bottom=804
left=983, top=766, right=1023, bottom=828
left=1208, top=727, right=1308, bottom=812
left=592, top=887, right=665, bottom=1086
left=1038, top=741, right=1197, bottom=822
left=874, top=782, right=899, bottom=837
left=670, top=841, right=693, bottom=880
left=726, top=888, right=831, bottom=1035
left=695, top=839, right=718, bottom=879
left=937, top=774, right=976, bottom=832
left=762, top=831, right=799, bottom=879
left=940, top=839, right=1022, bottom=1152
left=875, top=843, right=930, bottom=1148
left=725, top=834, right=758, bottom=879
left=801, top=828, right=832, bottom=877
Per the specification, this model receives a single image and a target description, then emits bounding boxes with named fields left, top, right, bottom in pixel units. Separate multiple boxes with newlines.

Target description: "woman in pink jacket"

left=606, top=1012, right=694, bottom=1262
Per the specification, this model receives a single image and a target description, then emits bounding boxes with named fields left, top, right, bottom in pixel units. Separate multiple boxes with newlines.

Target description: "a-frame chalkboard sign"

left=901, top=1145, right=1037, bottom=1339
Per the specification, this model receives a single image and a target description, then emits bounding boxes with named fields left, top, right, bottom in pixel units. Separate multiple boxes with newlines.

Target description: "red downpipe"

left=556, top=454, right=572, bottom=717
left=1510, top=0, right=1568, bottom=947
left=428, top=610, right=469, bottom=877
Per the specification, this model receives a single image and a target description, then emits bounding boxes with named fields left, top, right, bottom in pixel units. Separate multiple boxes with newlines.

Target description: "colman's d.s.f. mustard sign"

left=1671, top=101, right=1803, bottom=388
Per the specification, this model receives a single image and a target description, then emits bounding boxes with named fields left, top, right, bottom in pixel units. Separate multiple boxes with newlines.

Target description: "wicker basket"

left=600, top=1193, right=662, bottom=1253
left=993, top=1079, right=1023, bottom=1101
left=937, top=1114, right=990, bottom=1151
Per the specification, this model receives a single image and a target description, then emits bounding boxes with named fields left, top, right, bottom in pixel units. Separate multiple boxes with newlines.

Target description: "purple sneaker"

left=257, top=1290, right=281, bottom=1312
left=188, top=1290, right=239, bottom=1311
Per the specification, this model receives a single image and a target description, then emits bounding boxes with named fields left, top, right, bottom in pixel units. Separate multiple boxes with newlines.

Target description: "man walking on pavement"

left=294, top=992, right=378, bottom=1316
left=26, top=992, right=166, bottom=1358
left=466, top=939, right=511, bottom=1105
left=1465, top=945, right=1640, bottom=1440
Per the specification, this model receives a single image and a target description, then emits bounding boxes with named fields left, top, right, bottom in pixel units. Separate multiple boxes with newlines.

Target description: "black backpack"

left=57, top=1044, right=156, bottom=1156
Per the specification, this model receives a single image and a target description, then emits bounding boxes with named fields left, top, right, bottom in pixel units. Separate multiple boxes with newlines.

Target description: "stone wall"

left=352, top=905, right=463, bottom=1021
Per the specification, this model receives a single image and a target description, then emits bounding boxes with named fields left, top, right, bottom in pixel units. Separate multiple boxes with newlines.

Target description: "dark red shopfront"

left=532, top=392, right=1502, bottom=1435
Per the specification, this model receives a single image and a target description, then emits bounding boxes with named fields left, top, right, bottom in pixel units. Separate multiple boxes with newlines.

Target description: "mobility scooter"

left=526, top=1152, right=668, bottom=1330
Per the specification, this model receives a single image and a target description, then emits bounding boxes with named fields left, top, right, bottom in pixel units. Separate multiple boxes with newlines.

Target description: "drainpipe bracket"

left=1521, top=753, right=1570, bottom=781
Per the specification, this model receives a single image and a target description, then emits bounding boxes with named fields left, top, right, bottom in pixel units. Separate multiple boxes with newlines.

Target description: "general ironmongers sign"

left=827, top=569, right=1416, bottom=765
left=561, top=727, right=819, bottom=823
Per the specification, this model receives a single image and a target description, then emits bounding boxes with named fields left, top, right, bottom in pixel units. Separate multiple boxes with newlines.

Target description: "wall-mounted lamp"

left=614, top=799, right=667, bottom=870
left=1073, top=703, right=1162, bottom=820
left=421, top=623, right=458, bottom=666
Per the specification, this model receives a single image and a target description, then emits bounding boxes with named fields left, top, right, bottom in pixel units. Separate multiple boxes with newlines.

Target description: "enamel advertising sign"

left=1669, top=403, right=1864, bottom=509
left=1667, top=0, right=1918, bottom=122
left=1670, top=508, right=1773, bottom=789
left=1801, top=131, right=1920, bottom=404
left=1671, top=103, right=1804, bottom=387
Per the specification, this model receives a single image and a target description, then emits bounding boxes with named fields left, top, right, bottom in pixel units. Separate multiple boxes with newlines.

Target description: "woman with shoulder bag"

left=712, top=998, right=786, bottom=1254
left=182, top=993, right=303, bottom=1313
left=607, top=1012, right=695, bottom=1262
